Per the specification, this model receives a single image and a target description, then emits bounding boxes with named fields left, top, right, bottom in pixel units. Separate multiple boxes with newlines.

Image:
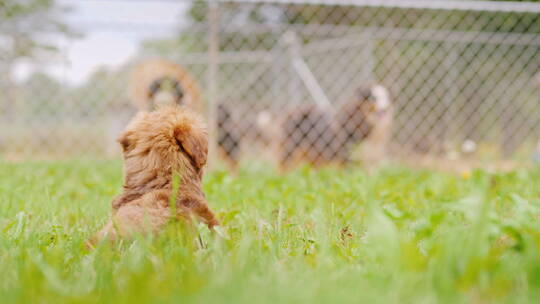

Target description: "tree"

left=0, top=0, right=73, bottom=61
left=19, top=72, right=62, bottom=118
left=0, top=0, right=74, bottom=119
left=69, top=66, right=131, bottom=119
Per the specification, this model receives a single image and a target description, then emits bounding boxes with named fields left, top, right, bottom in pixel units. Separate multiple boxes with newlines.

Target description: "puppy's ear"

left=117, top=131, right=133, bottom=152
left=174, top=125, right=208, bottom=168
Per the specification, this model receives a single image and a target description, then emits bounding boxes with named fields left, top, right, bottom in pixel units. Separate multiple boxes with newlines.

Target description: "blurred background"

left=1, top=0, right=540, bottom=169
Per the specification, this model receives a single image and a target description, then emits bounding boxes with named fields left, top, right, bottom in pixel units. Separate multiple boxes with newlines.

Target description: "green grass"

left=2, top=160, right=540, bottom=303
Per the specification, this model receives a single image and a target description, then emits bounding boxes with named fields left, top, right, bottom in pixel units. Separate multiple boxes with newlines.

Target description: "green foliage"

left=0, top=0, right=74, bottom=60
left=18, top=72, right=63, bottom=114
left=0, top=0, right=75, bottom=116
left=6, top=66, right=128, bottom=121
left=68, top=66, right=130, bottom=111
left=2, top=161, right=540, bottom=303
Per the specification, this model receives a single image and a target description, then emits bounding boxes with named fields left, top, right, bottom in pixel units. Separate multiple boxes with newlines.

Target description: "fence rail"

left=217, top=0, right=540, bottom=13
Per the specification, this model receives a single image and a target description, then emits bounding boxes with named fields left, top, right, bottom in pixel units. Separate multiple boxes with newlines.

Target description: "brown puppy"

left=90, top=106, right=219, bottom=245
left=106, top=59, right=204, bottom=157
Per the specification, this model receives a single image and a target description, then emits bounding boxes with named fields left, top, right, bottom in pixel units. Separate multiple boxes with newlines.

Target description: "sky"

left=14, top=0, right=191, bottom=85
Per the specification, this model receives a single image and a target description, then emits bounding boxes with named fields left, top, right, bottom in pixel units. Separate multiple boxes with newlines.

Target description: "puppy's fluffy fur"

left=90, top=106, right=219, bottom=245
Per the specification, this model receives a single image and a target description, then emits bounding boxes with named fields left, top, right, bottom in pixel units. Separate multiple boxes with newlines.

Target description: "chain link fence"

left=1, top=0, right=540, bottom=169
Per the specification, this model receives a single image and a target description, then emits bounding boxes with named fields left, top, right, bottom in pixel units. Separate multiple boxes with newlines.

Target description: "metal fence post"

left=360, top=32, right=374, bottom=83
left=207, top=1, right=220, bottom=166
left=282, top=31, right=303, bottom=106
left=443, top=43, right=459, bottom=154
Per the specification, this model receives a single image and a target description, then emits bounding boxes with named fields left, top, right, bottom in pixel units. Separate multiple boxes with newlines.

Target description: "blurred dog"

left=217, top=103, right=271, bottom=170
left=354, top=84, right=393, bottom=167
left=273, top=84, right=392, bottom=170
left=216, top=84, right=393, bottom=170
left=129, top=59, right=204, bottom=112
left=217, top=104, right=242, bottom=169
left=89, top=106, right=219, bottom=245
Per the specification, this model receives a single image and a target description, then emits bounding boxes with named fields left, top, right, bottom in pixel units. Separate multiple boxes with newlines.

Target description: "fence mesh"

left=1, top=0, right=540, bottom=169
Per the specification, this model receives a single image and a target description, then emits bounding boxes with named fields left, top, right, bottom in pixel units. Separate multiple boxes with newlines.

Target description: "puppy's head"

left=355, top=84, right=391, bottom=117
left=148, top=76, right=185, bottom=109
left=118, top=106, right=208, bottom=189
left=337, top=84, right=392, bottom=141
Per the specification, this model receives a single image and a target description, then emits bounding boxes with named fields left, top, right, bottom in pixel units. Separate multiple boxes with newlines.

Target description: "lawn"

left=2, top=160, right=540, bottom=303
